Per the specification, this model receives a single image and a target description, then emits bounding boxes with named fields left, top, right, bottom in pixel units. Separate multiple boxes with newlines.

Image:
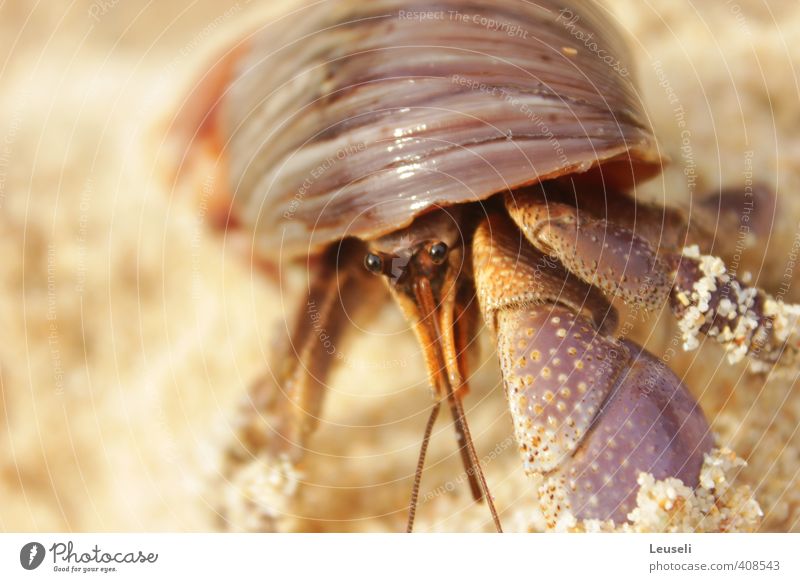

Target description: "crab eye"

left=364, top=253, right=383, bottom=274
left=428, top=241, right=448, bottom=264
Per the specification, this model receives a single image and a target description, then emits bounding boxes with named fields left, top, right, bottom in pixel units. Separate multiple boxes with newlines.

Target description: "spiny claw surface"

left=496, top=304, right=713, bottom=522
left=506, top=196, right=670, bottom=311
left=495, top=307, right=627, bottom=473
left=564, top=339, right=714, bottom=520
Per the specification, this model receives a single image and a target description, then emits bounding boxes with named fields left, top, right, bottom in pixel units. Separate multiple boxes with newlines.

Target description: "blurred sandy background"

left=1, top=0, right=799, bottom=532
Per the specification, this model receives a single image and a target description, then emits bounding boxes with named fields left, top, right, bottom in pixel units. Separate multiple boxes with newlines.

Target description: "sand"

left=1, top=0, right=798, bottom=532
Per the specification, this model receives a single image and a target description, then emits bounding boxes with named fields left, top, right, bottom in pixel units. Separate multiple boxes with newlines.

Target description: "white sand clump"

left=223, top=454, right=304, bottom=532
left=558, top=449, right=762, bottom=533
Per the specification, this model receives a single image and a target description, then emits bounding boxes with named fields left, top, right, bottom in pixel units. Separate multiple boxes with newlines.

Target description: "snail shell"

left=175, top=0, right=662, bottom=258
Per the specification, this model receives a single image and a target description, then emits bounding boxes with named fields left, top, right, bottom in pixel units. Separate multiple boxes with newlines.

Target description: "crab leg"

left=668, top=246, right=800, bottom=369
left=505, top=189, right=800, bottom=369
left=222, top=242, right=371, bottom=530
left=525, top=178, right=776, bottom=258
left=532, top=178, right=709, bottom=253
left=472, top=213, right=713, bottom=523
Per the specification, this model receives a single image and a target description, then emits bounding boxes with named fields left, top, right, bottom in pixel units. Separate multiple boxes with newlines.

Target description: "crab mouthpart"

left=400, top=272, right=487, bottom=499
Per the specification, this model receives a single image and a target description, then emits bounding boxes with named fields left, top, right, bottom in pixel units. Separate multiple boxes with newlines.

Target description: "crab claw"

left=494, top=305, right=713, bottom=522
left=474, top=214, right=714, bottom=523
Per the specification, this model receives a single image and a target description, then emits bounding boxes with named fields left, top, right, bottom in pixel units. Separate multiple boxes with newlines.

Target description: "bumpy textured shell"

left=496, top=307, right=712, bottom=521
left=179, top=0, right=661, bottom=258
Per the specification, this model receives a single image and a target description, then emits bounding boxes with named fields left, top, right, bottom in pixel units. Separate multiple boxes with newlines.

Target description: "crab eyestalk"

left=364, top=210, right=502, bottom=532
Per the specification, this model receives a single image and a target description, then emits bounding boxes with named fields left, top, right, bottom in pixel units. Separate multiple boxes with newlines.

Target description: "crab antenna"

left=449, top=390, right=502, bottom=532
left=412, top=277, right=503, bottom=533
left=406, top=401, right=442, bottom=532
left=448, top=393, right=485, bottom=502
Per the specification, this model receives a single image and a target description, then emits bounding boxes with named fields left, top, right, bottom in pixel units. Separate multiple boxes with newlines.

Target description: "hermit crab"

left=172, top=0, right=795, bottom=531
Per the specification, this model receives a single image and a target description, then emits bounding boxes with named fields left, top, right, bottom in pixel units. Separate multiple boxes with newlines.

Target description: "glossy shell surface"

left=180, top=0, right=662, bottom=258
